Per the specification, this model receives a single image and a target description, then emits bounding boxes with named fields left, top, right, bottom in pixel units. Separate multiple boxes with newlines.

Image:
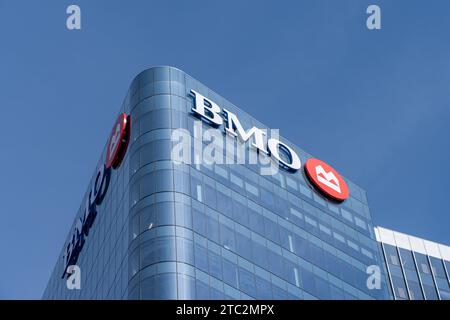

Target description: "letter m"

left=222, top=108, right=268, bottom=154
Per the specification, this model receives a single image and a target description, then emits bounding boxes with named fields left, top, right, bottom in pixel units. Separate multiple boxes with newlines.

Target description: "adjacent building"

left=375, top=226, right=450, bottom=300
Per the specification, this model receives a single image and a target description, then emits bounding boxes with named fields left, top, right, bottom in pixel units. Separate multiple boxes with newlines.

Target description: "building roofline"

left=375, top=226, right=450, bottom=261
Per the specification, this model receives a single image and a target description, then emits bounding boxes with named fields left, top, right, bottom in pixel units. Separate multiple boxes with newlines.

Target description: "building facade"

left=375, top=226, right=450, bottom=300
left=43, top=66, right=392, bottom=300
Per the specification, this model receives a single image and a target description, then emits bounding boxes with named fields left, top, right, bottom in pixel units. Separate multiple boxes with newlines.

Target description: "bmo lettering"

left=62, top=113, right=131, bottom=277
left=190, top=90, right=349, bottom=202
left=190, top=90, right=301, bottom=172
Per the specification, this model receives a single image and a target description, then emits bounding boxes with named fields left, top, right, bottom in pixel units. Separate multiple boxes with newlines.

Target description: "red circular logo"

left=304, top=158, right=349, bottom=201
left=106, top=113, right=131, bottom=169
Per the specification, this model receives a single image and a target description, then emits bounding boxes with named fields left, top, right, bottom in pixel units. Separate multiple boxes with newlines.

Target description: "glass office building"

left=43, top=66, right=392, bottom=300
left=375, top=226, right=450, bottom=300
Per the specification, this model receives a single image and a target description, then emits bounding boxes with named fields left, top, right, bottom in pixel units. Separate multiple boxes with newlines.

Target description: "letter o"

left=267, top=138, right=301, bottom=171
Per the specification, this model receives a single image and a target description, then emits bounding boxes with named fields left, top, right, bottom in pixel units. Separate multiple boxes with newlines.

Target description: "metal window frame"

left=380, top=243, right=399, bottom=300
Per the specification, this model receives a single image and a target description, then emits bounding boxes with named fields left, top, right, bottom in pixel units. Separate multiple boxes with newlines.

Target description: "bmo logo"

left=190, top=90, right=350, bottom=202
left=304, top=158, right=349, bottom=202
left=62, top=113, right=131, bottom=277
left=106, top=113, right=130, bottom=169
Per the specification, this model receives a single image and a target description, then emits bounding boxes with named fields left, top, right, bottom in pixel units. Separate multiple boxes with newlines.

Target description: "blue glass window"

left=330, top=284, right=344, bottom=299
left=255, top=276, right=273, bottom=299
left=177, top=274, right=196, bottom=299
left=140, top=237, right=176, bottom=268
left=210, top=288, right=224, bottom=299
left=206, top=212, right=220, bottom=243
left=422, top=283, right=438, bottom=300
left=238, top=268, right=256, bottom=297
left=194, top=244, right=208, bottom=273
left=429, top=257, right=447, bottom=279
left=154, top=274, right=177, bottom=299
left=415, top=253, right=431, bottom=274
left=155, top=202, right=175, bottom=226
left=384, top=244, right=400, bottom=266
left=204, top=182, right=217, bottom=209
left=251, top=241, right=269, bottom=270
left=235, top=232, right=252, bottom=259
left=208, top=251, right=223, bottom=280
left=219, top=224, right=235, bottom=251
left=248, top=209, right=264, bottom=235
left=267, top=251, right=284, bottom=278
left=176, top=237, right=194, bottom=265
left=216, top=191, right=233, bottom=218
left=272, top=285, right=288, bottom=300
left=192, top=209, right=207, bottom=236
left=232, top=201, right=248, bottom=226
left=315, top=276, right=332, bottom=300
left=222, top=259, right=238, bottom=288
left=196, top=280, right=209, bottom=299
left=391, top=275, right=408, bottom=299
left=300, top=268, right=316, bottom=296
left=399, top=248, right=416, bottom=270
left=407, top=280, right=424, bottom=300
left=263, top=217, right=280, bottom=244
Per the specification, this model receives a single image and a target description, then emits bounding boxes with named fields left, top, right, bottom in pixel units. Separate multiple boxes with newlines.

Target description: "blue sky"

left=0, top=0, right=449, bottom=299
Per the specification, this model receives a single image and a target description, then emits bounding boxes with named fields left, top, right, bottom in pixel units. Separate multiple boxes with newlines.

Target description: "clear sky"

left=0, top=0, right=449, bottom=299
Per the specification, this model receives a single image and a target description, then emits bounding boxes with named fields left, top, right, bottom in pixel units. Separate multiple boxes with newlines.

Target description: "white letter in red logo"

left=304, top=158, right=349, bottom=201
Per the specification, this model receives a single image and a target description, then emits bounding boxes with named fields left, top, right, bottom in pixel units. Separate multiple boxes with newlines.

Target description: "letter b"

left=190, top=90, right=223, bottom=126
